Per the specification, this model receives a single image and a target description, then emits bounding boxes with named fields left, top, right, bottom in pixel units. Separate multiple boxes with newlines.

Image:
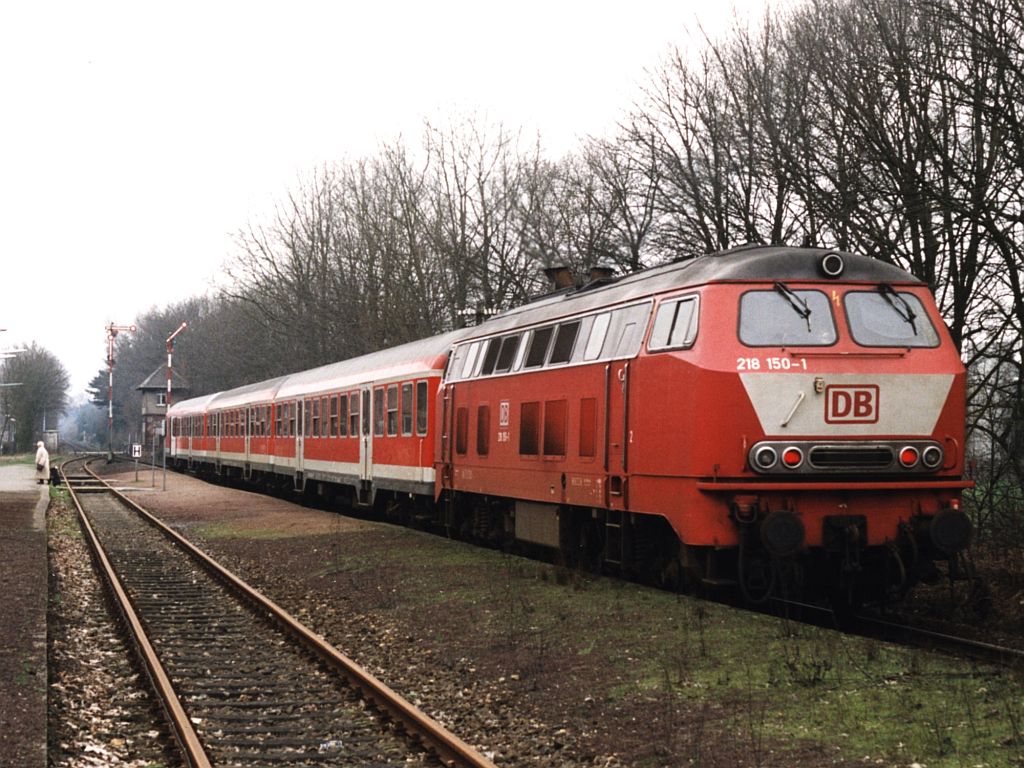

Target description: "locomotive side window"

left=649, top=296, right=700, bottom=351
left=844, top=290, right=940, bottom=348
left=543, top=399, right=567, bottom=456
left=583, top=313, right=611, bottom=361
left=739, top=289, right=837, bottom=346
left=416, top=381, right=428, bottom=435
left=524, top=327, right=553, bottom=368
left=374, top=388, right=385, bottom=437
left=401, top=383, right=413, bottom=435
left=520, top=401, right=540, bottom=455
left=455, top=407, right=469, bottom=455
left=512, top=332, right=530, bottom=370
left=460, top=342, right=481, bottom=379
left=548, top=322, right=580, bottom=365
left=387, top=385, right=398, bottom=436
left=479, top=338, right=502, bottom=376
left=477, top=404, right=490, bottom=455
left=494, top=334, right=521, bottom=373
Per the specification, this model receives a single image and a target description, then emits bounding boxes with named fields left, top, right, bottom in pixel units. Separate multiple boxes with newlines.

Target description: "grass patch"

left=360, top=533, right=1024, bottom=766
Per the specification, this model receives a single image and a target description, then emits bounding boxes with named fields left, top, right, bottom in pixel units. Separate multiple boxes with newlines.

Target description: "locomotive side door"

left=604, top=360, right=630, bottom=511
left=359, top=387, right=373, bottom=481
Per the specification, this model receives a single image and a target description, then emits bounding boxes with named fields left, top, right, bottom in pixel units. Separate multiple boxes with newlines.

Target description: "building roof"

left=137, top=365, right=190, bottom=392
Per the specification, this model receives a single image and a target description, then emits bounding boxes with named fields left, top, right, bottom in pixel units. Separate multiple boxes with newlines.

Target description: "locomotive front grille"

left=808, top=445, right=894, bottom=470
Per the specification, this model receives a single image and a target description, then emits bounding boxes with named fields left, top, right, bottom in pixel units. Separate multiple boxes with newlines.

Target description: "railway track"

left=767, top=596, right=1024, bottom=669
left=61, top=457, right=497, bottom=768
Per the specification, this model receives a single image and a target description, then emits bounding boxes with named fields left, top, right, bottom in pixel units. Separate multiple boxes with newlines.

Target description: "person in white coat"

left=35, top=441, right=49, bottom=485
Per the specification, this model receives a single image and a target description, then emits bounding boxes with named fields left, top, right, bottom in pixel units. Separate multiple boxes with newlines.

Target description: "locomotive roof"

left=274, top=328, right=472, bottom=400
left=460, top=246, right=923, bottom=341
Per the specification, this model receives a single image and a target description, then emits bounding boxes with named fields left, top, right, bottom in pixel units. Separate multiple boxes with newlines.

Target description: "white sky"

left=0, top=0, right=774, bottom=399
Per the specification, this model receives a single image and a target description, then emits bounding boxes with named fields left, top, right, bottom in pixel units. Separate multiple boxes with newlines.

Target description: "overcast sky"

left=1, top=0, right=774, bottom=400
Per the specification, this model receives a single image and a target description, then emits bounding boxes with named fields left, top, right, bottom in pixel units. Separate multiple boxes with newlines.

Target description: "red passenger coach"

left=437, top=246, right=973, bottom=602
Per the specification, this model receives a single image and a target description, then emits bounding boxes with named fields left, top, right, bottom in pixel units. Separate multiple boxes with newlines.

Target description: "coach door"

left=295, top=400, right=305, bottom=474
left=604, top=360, right=630, bottom=511
left=359, top=387, right=373, bottom=482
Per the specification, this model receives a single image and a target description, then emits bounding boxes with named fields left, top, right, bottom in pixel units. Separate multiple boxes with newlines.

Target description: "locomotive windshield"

left=739, top=289, right=837, bottom=346
left=845, top=289, right=940, bottom=347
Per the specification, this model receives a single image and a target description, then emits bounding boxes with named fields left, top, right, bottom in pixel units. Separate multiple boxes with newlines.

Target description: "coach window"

left=275, top=405, right=282, bottom=437
left=649, top=296, right=700, bottom=351
left=524, top=326, right=554, bottom=369
left=329, top=396, right=338, bottom=437
left=360, top=390, right=370, bottom=436
left=288, top=402, right=296, bottom=437
left=739, top=288, right=836, bottom=346
left=386, top=385, right=398, bottom=436
left=477, top=404, right=490, bottom=455
left=374, top=388, right=385, bottom=437
left=416, top=381, right=428, bottom=435
left=338, top=394, right=348, bottom=437
left=548, top=321, right=580, bottom=365
left=401, top=383, right=413, bottom=435
left=310, top=399, right=319, bottom=438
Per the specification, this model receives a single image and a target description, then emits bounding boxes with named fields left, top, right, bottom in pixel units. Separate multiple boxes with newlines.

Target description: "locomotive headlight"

left=753, top=446, right=778, bottom=470
left=781, top=447, right=804, bottom=469
left=921, top=445, right=943, bottom=469
left=820, top=252, right=845, bottom=278
left=899, top=446, right=920, bottom=468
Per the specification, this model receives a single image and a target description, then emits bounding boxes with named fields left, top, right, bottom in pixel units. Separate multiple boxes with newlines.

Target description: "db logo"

left=825, top=385, right=879, bottom=424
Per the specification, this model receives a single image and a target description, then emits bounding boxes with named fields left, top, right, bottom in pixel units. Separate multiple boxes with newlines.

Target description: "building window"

left=157, top=393, right=166, bottom=406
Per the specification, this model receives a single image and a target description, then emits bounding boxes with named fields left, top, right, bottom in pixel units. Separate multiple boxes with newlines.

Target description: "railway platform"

left=0, top=461, right=49, bottom=768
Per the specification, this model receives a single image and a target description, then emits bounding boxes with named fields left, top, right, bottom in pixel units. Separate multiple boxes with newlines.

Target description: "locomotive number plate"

left=736, top=357, right=808, bottom=371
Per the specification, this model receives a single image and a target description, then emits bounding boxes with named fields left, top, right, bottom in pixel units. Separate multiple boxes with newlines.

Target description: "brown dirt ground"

left=0, top=491, right=47, bottom=768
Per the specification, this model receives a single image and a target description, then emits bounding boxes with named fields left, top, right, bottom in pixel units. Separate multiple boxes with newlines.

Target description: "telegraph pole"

left=163, top=322, right=187, bottom=490
left=106, top=323, right=136, bottom=462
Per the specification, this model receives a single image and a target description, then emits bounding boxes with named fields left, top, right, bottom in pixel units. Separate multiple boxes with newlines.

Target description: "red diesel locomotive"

left=169, top=245, right=973, bottom=603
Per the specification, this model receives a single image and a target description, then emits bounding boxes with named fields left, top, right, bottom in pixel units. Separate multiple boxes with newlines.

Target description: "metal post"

left=105, top=323, right=136, bottom=462
left=163, top=322, right=187, bottom=491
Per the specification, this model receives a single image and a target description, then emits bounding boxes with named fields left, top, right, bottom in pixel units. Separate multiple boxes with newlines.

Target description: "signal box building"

left=137, top=366, right=190, bottom=448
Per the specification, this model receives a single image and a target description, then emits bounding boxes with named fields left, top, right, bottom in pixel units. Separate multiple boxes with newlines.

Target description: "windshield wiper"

left=774, top=282, right=812, bottom=332
left=878, top=284, right=918, bottom=335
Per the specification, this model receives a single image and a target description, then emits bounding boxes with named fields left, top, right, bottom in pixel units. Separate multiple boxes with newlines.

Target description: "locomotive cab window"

left=844, top=289, right=940, bottom=348
left=739, top=288, right=837, bottom=346
left=649, top=296, right=699, bottom=351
